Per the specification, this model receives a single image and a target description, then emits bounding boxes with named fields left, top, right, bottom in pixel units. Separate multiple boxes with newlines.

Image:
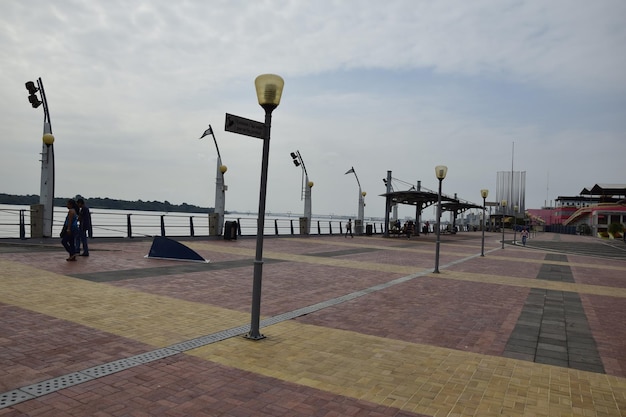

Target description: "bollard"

left=127, top=214, right=133, bottom=238
left=19, top=209, right=26, bottom=240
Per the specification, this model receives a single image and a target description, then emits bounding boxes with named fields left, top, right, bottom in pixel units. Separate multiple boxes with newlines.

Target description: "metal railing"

left=0, top=207, right=383, bottom=239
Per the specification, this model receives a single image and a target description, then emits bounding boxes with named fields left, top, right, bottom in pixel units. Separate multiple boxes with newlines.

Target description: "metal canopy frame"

left=381, top=190, right=483, bottom=238
left=381, top=190, right=481, bottom=213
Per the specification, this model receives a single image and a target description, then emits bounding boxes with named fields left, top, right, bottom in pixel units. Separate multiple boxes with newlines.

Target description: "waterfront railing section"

left=0, top=207, right=384, bottom=239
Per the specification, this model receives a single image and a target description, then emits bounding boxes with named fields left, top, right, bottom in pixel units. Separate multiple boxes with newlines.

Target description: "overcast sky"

left=1, top=0, right=625, bottom=220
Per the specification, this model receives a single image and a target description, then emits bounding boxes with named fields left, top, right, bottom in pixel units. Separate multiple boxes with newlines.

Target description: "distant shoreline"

left=0, top=193, right=213, bottom=214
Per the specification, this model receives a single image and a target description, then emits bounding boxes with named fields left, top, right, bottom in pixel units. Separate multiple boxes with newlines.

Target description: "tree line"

left=0, top=193, right=214, bottom=214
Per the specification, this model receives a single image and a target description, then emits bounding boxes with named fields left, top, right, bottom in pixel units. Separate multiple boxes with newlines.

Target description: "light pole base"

left=244, top=332, right=266, bottom=341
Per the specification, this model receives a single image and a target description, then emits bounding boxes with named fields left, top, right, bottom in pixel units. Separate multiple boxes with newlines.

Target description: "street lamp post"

left=513, top=205, right=519, bottom=244
left=345, top=167, right=365, bottom=235
left=290, top=151, right=313, bottom=234
left=359, top=191, right=366, bottom=234
left=434, top=165, right=448, bottom=273
left=480, top=189, right=489, bottom=256
left=501, top=200, right=507, bottom=249
left=247, top=74, right=284, bottom=341
left=25, top=78, right=55, bottom=238
left=200, top=125, right=227, bottom=235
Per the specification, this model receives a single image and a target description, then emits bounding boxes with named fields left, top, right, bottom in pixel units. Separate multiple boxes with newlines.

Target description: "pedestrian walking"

left=61, top=199, right=80, bottom=261
left=345, top=219, right=353, bottom=238
left=76, top=198, right=91, bottom=256
left=521, top=228, right=529, bottom=246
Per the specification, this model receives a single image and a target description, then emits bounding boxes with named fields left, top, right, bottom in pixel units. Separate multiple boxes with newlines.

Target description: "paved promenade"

left=1, top=231, right=625, bottom=416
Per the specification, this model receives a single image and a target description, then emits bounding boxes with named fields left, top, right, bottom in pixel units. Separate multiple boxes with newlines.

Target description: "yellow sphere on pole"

left=42, top=133, right=55, bottom=145
left=220, top=165, right=228, bottom=174
left=308, top=181, right=314, bottom=188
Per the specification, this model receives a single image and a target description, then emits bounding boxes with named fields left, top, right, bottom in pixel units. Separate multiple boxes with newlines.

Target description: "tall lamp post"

left=247, top=74, right=284, bottom=341
left=513, top=205, right=519, bottom=244
left=360, top=191, right=366, bottom=233
left=501, top=200, right=507, bottom=249
left=480, top=189, right=488, bottom=256
left=25, top=78, right=55, bottom=238
left=200, top=125, right=227, bottom=235
left=434, top=165, right=448, bottom=273
left=290, top=150, right=313, bottom=234
left=345, top=167, right=365, bottom=234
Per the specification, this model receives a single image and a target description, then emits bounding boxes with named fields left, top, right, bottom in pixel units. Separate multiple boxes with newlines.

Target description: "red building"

left=527, top=184, right=626, bottom=237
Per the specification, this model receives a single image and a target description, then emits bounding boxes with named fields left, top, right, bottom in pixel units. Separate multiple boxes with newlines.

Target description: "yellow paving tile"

left=429, top=270, right=626, bottom=298
left=189, top=320, right=626, bottom=417
left=487, top=254, right=626, bottom=273
left=0, top=258, right=248, bottom=347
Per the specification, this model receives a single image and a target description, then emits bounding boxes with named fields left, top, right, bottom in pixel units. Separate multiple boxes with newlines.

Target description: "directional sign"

left=224, top=113, right=266, bottom=139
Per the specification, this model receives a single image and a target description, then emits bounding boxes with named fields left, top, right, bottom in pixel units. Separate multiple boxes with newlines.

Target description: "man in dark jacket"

left=76, top=198, right=92, bottom=256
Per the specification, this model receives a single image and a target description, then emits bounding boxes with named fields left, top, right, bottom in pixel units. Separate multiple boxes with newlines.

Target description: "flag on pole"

left=199, top=126, right=213, bottom=139
left=344, top=167, right=355, bottom=175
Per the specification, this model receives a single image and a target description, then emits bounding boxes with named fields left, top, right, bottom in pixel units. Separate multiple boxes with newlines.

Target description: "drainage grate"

left=128, top=348, right=179, bottom=364
left=82, top=358, right=141, bottom=378
left=168, top=338, right=210, bottom=351
left=0, top=390, right=34, bottom=408
left=21, top=372, right=94, bottom=396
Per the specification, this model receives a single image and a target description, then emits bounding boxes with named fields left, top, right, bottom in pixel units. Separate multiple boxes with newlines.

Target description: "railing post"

left=317, top=220, right=321, bottom=235
left=19, top=209, right=26, bottom=240
left=329, top=221, right=332, bottom=235
left=237, top=218, right=242, bottom=235
left=274, top=219, right=279, bottom=235
left=160, top=215, right=166, bottom=236
left=290, top=219, right=294, bottom=235
left=189, top=216, right=195, bottom=237
left=339, top=222, right=343, bottom=235
left=127, top=214, right=133, bottom=238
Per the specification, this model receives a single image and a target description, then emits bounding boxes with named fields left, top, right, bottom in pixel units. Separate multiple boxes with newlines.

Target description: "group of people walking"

left=61, top=198, right=91, bottom=261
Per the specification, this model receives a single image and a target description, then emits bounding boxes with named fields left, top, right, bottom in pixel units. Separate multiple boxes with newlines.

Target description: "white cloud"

left=1, top=0, right=624, bottom=220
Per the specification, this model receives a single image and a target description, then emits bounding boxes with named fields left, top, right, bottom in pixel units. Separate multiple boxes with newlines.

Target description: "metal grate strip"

left=82, top=358, right=141, bottom=378
left=128, top=348, right=179, bottom=364
left=0, top=390, right=34, bottom=408
left=168, top=338, right=209, bottom=351
left=21, top=372, right=94, bottom=396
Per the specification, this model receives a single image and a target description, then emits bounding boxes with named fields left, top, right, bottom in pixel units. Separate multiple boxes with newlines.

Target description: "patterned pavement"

left=0, top=231, right=625, bottom=416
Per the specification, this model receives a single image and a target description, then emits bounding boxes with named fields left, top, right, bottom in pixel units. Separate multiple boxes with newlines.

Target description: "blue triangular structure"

left=145, top=236, right=209, bottom=263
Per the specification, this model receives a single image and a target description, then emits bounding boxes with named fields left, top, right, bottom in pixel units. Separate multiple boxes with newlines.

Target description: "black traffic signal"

left=25, top=81, right=42, bottom=108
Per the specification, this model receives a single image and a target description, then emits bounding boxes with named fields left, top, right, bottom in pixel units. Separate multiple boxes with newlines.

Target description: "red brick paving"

left=1, top=232, right=625, bottom=416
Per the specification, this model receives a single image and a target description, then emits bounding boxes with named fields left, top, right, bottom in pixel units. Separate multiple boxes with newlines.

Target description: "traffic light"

left=25, top=81, right=42, bottom=108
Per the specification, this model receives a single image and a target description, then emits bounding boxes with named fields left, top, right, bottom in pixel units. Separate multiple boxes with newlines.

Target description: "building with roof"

left=544, top=184, right=626, bottom=237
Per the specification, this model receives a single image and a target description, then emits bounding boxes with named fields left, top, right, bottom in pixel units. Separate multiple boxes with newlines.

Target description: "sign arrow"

left=225, top=113, right=266, bottom=140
